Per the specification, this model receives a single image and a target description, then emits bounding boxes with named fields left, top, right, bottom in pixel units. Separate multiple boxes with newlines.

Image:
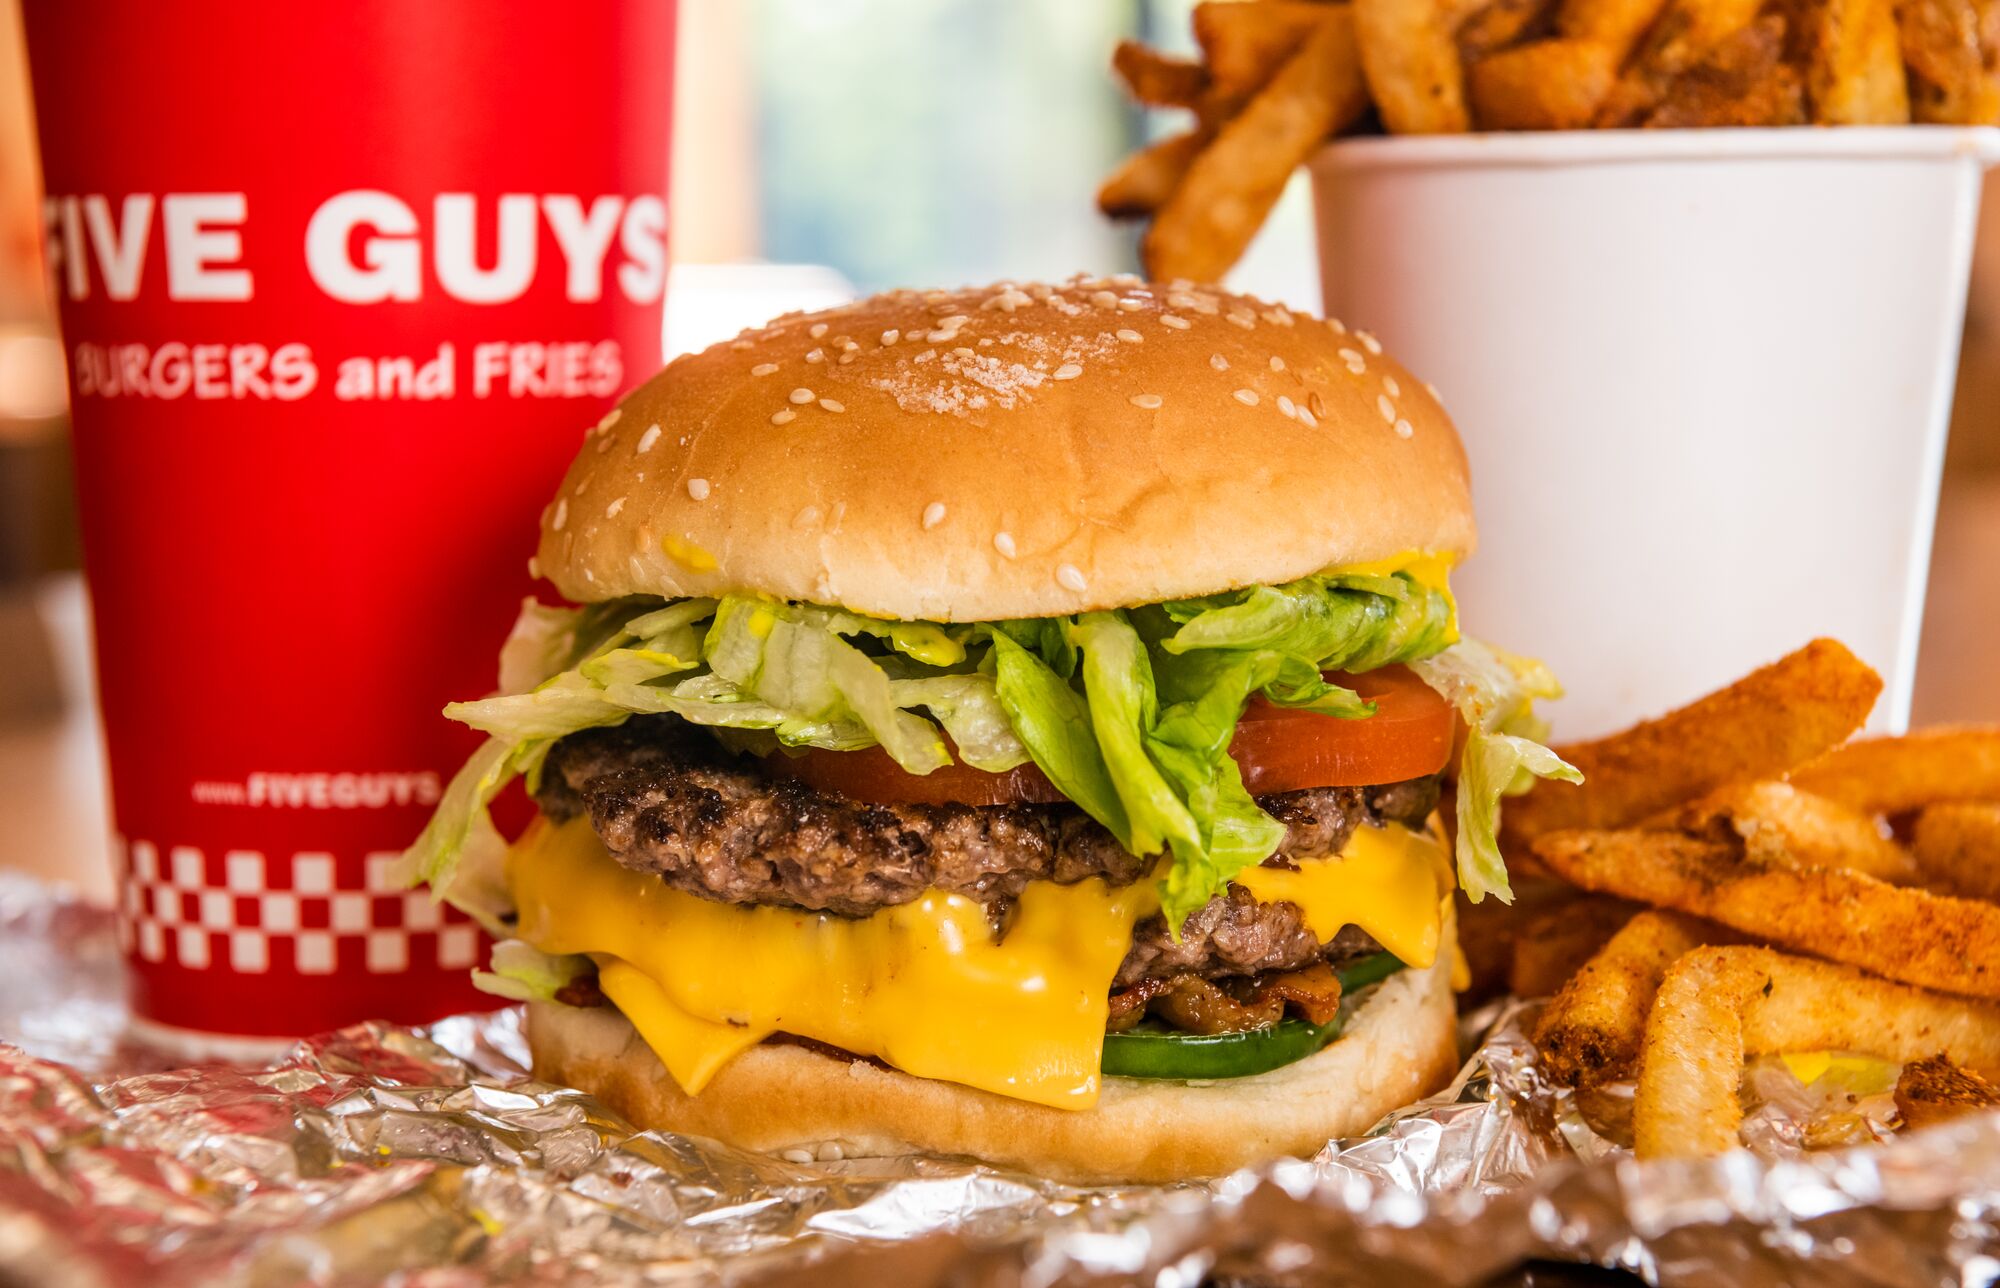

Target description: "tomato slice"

left=769, top=665, right=1454, bottom=806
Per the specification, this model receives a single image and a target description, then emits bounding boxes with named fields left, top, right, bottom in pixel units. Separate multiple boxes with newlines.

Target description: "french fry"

left=1912, top=803, right=2000, bottom=903
left=1457, top=876, right=1586, bottom=1002
left=1796, top=0, right=1912, bottom=123
left=1533, top=828, right=2000, bottom=998
left=1661, top=780, right=1919, bottom=884
left=1641, top=15, right=1808, bottom=127
left=1112, top=40, right=1210, bottom=109
left=1504, top=639, right=1881, bottom=844
left=1353, top=0, right=1489, bottom=133
left=1595, top=0, right=1766, bottom=125
left=1532, top=909, right=1728, bottom=1086
left=1897, top=0, right=2000, bottom=123
left=1468, top=38, right=1620, bottom=128
left=1097, top=130, right=1211, bottom=219
left=1559, top=0, right=1672, bottom=52
left=1635, top=947, right=2000, bottom=1157
left=1458, top=0, right=1558, bottom=62
left=1508, top=894, right=1639, bottom=1000
left=1142, top=11, right=1370, bottom=283
left=1195, top=1, right=1336, bottom=103
left=1895, top=1054, right=2000, bottom=1130
left=1789, top=726, right=2000, bottom=818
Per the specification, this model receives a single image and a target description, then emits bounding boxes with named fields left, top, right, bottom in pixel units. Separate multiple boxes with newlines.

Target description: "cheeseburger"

left=404, top=277, right=1576, bottom=1184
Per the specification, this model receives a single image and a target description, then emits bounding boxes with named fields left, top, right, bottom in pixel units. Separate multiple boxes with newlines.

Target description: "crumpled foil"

left=2, top=875, right=1996, bottom=1286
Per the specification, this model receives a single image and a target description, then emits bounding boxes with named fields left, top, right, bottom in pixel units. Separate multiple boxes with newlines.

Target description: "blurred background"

left=1, top=0, right=1995, bottom=901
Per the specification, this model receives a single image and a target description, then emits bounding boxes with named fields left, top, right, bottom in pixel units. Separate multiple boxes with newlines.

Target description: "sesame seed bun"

left=525, top=912, right=1460, bottom=1185
left=537, top=278, right=1474, bottom=620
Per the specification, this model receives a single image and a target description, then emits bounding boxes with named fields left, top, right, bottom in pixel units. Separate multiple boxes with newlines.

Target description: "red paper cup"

left=21, top=0, right=677, bottom=1046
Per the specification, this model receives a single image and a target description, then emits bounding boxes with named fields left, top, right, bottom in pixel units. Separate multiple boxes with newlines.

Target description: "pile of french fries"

left=1466, top=638, right=2000, bottom=1158
left=1104, top=0, right=2000, bottom=282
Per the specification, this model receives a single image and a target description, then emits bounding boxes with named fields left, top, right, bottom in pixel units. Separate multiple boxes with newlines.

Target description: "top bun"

left=537, top=277, right=1475, bottom=622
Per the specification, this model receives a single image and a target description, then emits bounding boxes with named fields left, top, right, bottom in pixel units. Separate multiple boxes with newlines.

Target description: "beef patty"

left=534, top=717, right=1439, bottom=984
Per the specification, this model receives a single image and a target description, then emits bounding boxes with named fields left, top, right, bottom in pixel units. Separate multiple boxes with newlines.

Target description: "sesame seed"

left=636, top=424, right=662, bottom=454
left=1298, top=407, right=1317, bottom=428
left=1425, top=380, right=1443, bottom=404
left=1263, top=308, right=1293, bottom=327
left=1327, top=317, right=1347, bottom=334
left=790, top=388, right=814, bottom=404
left=1338, top=347, right=1364, bottom=367
left=687, top=477, right=711, bottom=500
left=1278, top=395, right=1296, bottom=418
left=597, top=408, right=622, bottom=433
left=1091, top=290, right=1118, bottom=307
left=881, top=329, right=901, bottom=345
left=730, top=339, right=753, bottom=351
left=606, top=497, right=626, bottom=518
left=1116, top=328, right=1143, bottom=343
left=596, top=433, right=615, bottom=454
left=953, top=346, right=974, bottom=358
left=841, top=340, right=859, bottom=352
left=1210, top=354, right=1229, bottom=371
left=1383, top=375, right=1401, bottom=398
left=818, top=398, right=845, bottom=413
left=1130, top=393, right=1163, bottom=409
left=838, top=352, right=856, bottom=365
left=527, top=556, right=542, bottom=580
left=1268, top=356, right=1284, bottom=373
left=1309, top=392, right=1327, bottom=418
left=1234, top=389, right=1259, bottom=407
left=1377, top=394, right=1397, bottom=423
left=1161, top=314, right=1190, bottom=330
left=1053, top=363, right=1083, bottom=380
left=1056, top=563, right=1088, bottom=592
left=1358, top=330, right=1383, bottom=355
left=752, top=362, right=779, bottom=377
left=1395, top=419, right=1414, bottom=439
left=806, top=348, right=825, bottom=363
left=938, top=314, right=969, bottom=328
left=771, top=409, right=797, bottom=425
left=551, top=499, right=568, bottom=531
left=810, top=322, right=828, bottom=339
left=1117, top=298, right=1145, bottom=312
left=1227, top=310, right=1256, bottom=329
left=922, top=501, right=947, bottom=529
left=994, top=531, right=1017, bottom=559
left=794, top=505, right=821, bottom=528
left=925, top=329, right=957, bottom=343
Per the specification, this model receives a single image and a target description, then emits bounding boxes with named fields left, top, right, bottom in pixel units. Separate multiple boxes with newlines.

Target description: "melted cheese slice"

left=510, top=816, right=1448, bottom=1110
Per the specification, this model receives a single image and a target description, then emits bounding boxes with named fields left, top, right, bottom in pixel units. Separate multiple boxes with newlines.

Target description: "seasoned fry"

left=1505, top=639, right=1881, bottom=845
left=1195, top=1, right=1335, bottom=102
left=1790, top=726, right=2000, bottom=818
left=1142, top=11, right=1370, bottom=283
left=1097, top=130, right=1211, bottom=219
left=1532, top=910, right=1728, bottom=1086
left=1457, top=876, right=1586, bottom=1002
left=1508, top=894, right=1639, bottom=1000
left=1897, top=0, right=2000, bottom=123
left=1636, top=947, right=2000, bottom=1156
left=1533, top=828, right=2000, bottom=998
left=1468, top=37, right=1620, bottom=128
left=1662, top=780, right=1919, bottom=884
left=1559, top=0, right=1671, bottom=53
left=1596, top=0, right=1766, bottom=125
left=1112, top=40, right=1210, bottom=109
left=1642, top=15, right=1808, bottom=127
left=1912, top=803, right=2000, bottom=903
left=1353, top=0, right=1489, bottom=133
left=1458, top=0, right=1558, bottom=61
left=1796, top=0, right=1911, bottom=122
left=1895, top=1054, right=2000, bottom=1130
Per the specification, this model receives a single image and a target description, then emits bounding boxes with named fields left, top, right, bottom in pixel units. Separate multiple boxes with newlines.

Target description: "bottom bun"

left=527, top=922, right=1461, bottom=1185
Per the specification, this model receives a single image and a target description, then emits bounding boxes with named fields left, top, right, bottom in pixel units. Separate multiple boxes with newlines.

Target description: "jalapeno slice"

left=1100, top=952, right=1407, bottom=1081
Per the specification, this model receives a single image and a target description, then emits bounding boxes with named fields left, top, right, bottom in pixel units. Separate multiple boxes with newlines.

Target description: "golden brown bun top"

left=538, top=277, right=1475, bottom=621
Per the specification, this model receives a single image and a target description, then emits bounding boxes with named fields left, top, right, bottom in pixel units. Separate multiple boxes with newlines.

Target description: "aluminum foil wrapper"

left=1, top=875, right=1996, bottom=1286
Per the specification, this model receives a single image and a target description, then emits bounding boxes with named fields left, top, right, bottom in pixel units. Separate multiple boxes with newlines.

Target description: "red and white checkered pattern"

left=114, top=840, right=480, bottom=976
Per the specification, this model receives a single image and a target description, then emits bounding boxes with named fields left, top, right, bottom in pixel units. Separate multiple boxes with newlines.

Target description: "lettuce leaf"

left=472, top=938, right=591, bottom=1002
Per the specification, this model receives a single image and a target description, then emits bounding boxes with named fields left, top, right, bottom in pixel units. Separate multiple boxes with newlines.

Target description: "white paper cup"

left=1310, top=127, right=2000, bottom=738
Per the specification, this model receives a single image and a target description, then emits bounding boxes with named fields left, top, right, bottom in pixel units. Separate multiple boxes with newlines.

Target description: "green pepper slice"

left=1100, top=951, right=1407, bottom=1081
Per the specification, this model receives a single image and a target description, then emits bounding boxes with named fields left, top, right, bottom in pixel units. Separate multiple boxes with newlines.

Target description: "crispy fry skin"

left=1794, top=0, right=1911, bottom=121
left=1509, top=894, right=1640, bottom=1000
left=1468, top=37, right=1621, bottom=127
left=1895, top=1054, right=2000, bottom=1130
left=1505, top=640, right=1881, bottom=845
left=1661, top=780, right=1919, bottom=884
left=1533, top=910, right=1727, bottom=1086
left=1790, top=726, right=2000, bottom=818
left=1195, top=1, right=1336, bottom=102
left=1897, top=0, right=2000, bottom=123
left=1636, top=947, right=2000, bottom=1157
left=1596, top=0, right=1766, bottom=124
left=1097, top=130, right=1211, bottom=219
left=1354, top=0, right=1490, bottom=132
left=1560, top=0, right=1672, bottom=51
left=1533, top=829, right=2000, bottom=998
left=1459, top=0, right=1559, bottom=61
left=1642, top=15, right=1809, bottom=126
left=1142, top=11, right=1370, bottom=284
left=1458, top=876, right=1587, bottom=1003
left=1113, top=40, right=1211, bottom=109
left=1912, top=803, right=2000, bottom=903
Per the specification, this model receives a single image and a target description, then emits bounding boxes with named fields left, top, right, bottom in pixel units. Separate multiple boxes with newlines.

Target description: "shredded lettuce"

left=472, top=938, right=591, bottom=1002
